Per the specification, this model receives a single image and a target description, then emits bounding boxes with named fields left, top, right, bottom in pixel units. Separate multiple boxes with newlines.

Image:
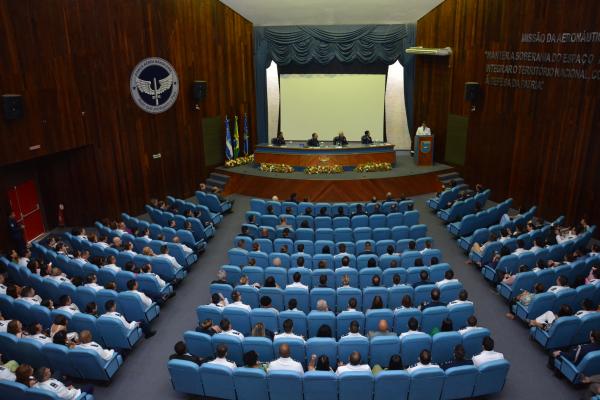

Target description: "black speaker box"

left=192, top=81, right=207, bottom=102
left=2, top=94, right=23, bottom=120
left=464, top=82, right=480, bottom=103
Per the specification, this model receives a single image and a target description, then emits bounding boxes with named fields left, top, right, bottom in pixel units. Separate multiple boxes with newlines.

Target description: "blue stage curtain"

left=254, top=24, right=416, bottom=143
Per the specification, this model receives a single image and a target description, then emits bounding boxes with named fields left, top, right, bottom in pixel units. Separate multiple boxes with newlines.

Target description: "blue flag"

left=225, top=115, right=233, bottom=160
left=243, top=113, right=249, bottom=155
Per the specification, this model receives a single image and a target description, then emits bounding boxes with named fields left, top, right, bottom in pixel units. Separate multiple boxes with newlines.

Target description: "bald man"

left=268, top=343, right=304, bottom=374
left=368, top=319, right=395, bottom=338
left=337, top=351, right=371, bottom=375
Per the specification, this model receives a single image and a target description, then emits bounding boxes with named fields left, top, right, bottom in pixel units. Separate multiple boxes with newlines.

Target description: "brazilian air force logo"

left=130, top=57, right=179, bottom=114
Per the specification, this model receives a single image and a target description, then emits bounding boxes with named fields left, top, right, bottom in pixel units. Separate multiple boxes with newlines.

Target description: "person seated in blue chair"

left=307, top=132, right=320, bottom=147
left=407, top=349, right=441, bottom=373
left=419, top=288, right=446, bottom=311
left=103, top=300, right=156, bottom=338
left=550, top=329, right=600, bottom=372
left=274, top=319, right=305, bottom=341
left=337, top=351, right=371, bottom=375
left=169, top=341, right=205, bottom=366
left=361, top=130, right=373, bottom=145
left=207, top=343, right=237, bottom=370
left=372, top=354, right=404, bottom=375
left=35, top=366, right=94, bottom=399
left=358, top=242, right=375, bottom=256
left=368, top=319, right=395, bottom=339
left=440, top=344, right=473, bottom=370
left=271, top=131, right=286, bottom=146
left=76, top=330, right=115, bottom=361
left=333, top=131, right=348, bottom=146
left=399, top=317, right=428, bottom=339
left=412, top=270, right=433, bottom=289
left=268, top=343, right=304, bottom=374
left=472, top=336, right=504, bottom=367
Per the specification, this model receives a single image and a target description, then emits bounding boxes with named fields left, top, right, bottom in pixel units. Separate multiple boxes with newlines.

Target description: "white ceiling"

left=219, top=0, right=444, bottom=26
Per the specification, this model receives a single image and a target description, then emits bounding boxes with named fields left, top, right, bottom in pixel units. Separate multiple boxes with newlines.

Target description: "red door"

left=8, top=180, right=45, bottom=242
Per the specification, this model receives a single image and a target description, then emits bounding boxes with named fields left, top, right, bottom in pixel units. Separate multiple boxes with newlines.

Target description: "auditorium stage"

left=218, top=152, right=454, bottom=202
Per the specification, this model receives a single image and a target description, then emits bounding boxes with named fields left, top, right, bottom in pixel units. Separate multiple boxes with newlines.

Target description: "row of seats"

left=163, top=194, right=224, bottom=225
left=436, top=190, right=491, bottom=223
left=496, top=257, right=598, bottom=300
left=229, top=247, right=440, bottom=269
left=118, top=218, right=207, bottom=254
left=529, top=313, right=600, bottom=350
left=0, top=333, right=123, bottom=382
left=248, top=198, right=415, bottom=217
left=205, top=281, right=463, bottom=311
left=195, top=190, right=233, bottom=214
left=169, top=353, right=508, bottom=400
left=426, top=184, right=469, bottom=211
left=196, top=303, right=475, bottom=338
left=448, top=199, right=516, bottom=238
left=183, top=329, right=491, bottom=367
left=462, top=223, right=551, bottom=253
left=244, top=212, right=420, bottom=230
left=0, top=379, right=94, bottom=400
left=219, top=262, right=451, bottom=289
left=144, top=204, right=216, bottom=239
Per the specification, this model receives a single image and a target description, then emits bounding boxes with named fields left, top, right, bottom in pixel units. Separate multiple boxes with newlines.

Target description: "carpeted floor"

left=93, top=193, right=585, bottom=399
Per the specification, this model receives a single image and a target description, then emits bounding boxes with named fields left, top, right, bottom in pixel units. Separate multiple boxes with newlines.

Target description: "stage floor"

left=217, top=152, right=454, bottom=202
left=217, top=152, right=452, bottom=181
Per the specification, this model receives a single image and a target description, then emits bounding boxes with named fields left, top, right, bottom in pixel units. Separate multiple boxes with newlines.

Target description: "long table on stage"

left=254, top=142, right=396, bottom=168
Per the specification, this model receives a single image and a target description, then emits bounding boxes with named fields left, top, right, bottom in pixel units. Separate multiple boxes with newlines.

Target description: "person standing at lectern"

left=307, top=132, right=320, bottom=147
left=361, top=130, right=373, bottom=144
left=271, top=132, right=286, bottom=146
left=416, top=121, right=431, bottom=136
left=333, top=132, right=348, bottom=146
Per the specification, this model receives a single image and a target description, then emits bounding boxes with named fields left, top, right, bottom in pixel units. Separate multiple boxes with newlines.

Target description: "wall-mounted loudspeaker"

left=464, top=82, right=480, bottom=103
left=192, top=81, right=207, bottom=102
left=2, top=94, right=24, bottom=120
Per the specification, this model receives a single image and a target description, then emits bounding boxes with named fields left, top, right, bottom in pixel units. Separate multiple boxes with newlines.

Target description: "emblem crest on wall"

left=130, top=57, right=179, bottom=113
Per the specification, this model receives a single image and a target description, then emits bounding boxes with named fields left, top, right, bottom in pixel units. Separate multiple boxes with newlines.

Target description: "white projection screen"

left=279, top=74, right=386, bottom=142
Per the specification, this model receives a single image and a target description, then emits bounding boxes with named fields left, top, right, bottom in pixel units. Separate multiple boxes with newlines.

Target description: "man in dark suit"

left=7, top=211, right=26, bottom=255
left=361, top=130, right=373, bottom=144
left=271, top=132, right=286, bottom=146
left=551, top=330, right=600, bottom=370
left=441, top=344, right=473, bottom=370
left=333, top=131, right=348, bottom=146
left=420, top=288, right=447, bottom=310
left=307, top=132, right=320, bottom=147
left=169, top=341, right=206, bottom=365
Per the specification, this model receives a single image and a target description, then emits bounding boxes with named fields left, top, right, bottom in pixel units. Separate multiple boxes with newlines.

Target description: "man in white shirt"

left=0, top=364, right=15, bottom=381
left=34, top=367, right=82, bottom=400
left=268, top=343, right=304, bottom=374
left=157, top=245, right=183, bottom=270
left=207, top=344, right=237, bottom=370
left=103, top=256, right=121, bottom=273
left=0, top=313, right=11, bottom=332
left=126, top=280, right=153, bottom=308
left=47, top=268, right=69, bottom=283
left=141, top=264, right=166, bottom=288
left=19, top=286, right=42, bottom=305
left=208, top=293, right=229, bottom=308
left=287, top=272, right=308, bottom=290
left=436, top=269, right=459, bottom=287
left=17, top=249, right=31, bottom=267
left=96, top=236, right=110, bottom=249
left=513, top=240, right=527, bottom=255
left=547, top=275, right=569, bottom=293
left=0, top=274, right=7, bottom=295
left=225, top=291, right=251, bottom=311
left=336, top=351, right=371, bottom=375
left=77, top=330, right=115, bottom=361
left=576, top=299, right=597, bottom=318
left=342, top=320, right=365, bottom=338
left=72, top=250, right=90, bottom=267
left=84, top=274, right=104, bottom=292
left=219, top=318, right=244, bottom=338
left=416, top=121, right=431, bottom=136
left=458, top=315, right=482, bottom=335
left=172, top=236, right=194, bottom=256
left=448, top=290, right=473, bottom=307
left=122, top=242, right=137, bottom=256
left=407, top=349, right=441, bottom=373
left=472, top=336, right=504, bottom=367
left=57, top=295, right=80, bottom=315
left=399, top=317, right=429, bottom=339
left=101, top=300, right=157, bottom=339
left=27, top=323, right=52, bottom=344
left=274, top=319, right=305, bottom=341
left=337, top=243, right=352, bottom=258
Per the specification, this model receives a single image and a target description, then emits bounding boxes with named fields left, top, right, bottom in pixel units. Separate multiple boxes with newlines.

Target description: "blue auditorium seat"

left=268, top=370, right=304, bottom=400
left=374, top=370, right=410, bottom=400
left=472, top=359, right=510, bottom=396
left=168, top=359, right=204, bottom=395
left=184, top=331, right=213, bottom=358
left=441, top=365, right=478, bottom=399
left=408, top=368, right=445, bottom=400
left=370, top=335, right=400, bottom=367
left=339, top=372, right=373, bottom=400
left=201, top=363, right=236, bottom=399
left=303, top=371, right=338, bottom=400
left=234, top=367, right=269, bottom=400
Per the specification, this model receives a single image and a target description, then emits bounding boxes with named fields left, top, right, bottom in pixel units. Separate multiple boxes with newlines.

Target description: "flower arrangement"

left=259, top=162, right=294, bottom=173
left=354, top=162, right=393, bottom=173
left=224, top=154, right=254, bottom=168
left=304, top=165, right=344, bottom=174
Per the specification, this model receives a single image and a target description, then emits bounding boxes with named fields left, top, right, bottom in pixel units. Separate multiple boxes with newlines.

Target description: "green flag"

left=233, top=115, right=240, bottom=158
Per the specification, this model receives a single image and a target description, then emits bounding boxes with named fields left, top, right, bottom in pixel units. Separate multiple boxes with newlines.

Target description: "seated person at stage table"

left=271, top=131, right=286, bottom=146
left=416, top=121, right=432, bottom=136
left=361, top=130, right=374, bottom=144
left=333, top=131, right=348, bottom=146
left=307, top=132, right=320, bottom=147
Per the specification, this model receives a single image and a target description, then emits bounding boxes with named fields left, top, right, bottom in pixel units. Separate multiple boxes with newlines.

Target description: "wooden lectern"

left=414, top=135, right=434, bottom=166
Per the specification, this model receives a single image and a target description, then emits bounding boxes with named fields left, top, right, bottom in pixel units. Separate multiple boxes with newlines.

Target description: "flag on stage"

left=243, top=113, right=250, bottom=155
left=225, top=115, right=233, bottom=160
left=233, top=115, right=240, bottom=158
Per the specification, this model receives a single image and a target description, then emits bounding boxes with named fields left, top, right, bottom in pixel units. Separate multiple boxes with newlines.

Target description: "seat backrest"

left=307, top=311, right=336, bottom=338
left=462, top=328, right=491, bottom=358
left=200, top=363, right=236, bottom=400
left=374, top=370, right=410, bottom=400
left=306, top=337, right=338, bottom=366
left=168, top=359, right=204, bottom=396
left=68, top=347, right=113, bottom=381
left=283, top=288, right=310, bottom=312
left=369, top=335, right=401, bottom=367
left=310, top=288, right=336, bottom=311
left=365, top=309, right=394, bottom=334
left=303, top=371, right=338, bottom=400
left=0, top=381, right=27, bottom=400
left=408, top=368, right=445, bottom=400
left=268, top=370, right=304, bottom=400
left=337, top=335, right=369, bottom=364
left=339, top=372, right=374, bottom=400
left=431, top=331, right=462, bottom=365
left=421, top=306, right=449, bottom=335
left=250, top=308, right=280, bottom=334
left=440, top=365, right=479, bottom=400
left=211, top=333, right=244, bottom=366
left=233, top=367, right=269, bottom=400
left=184, top=331, right=213, bottom=358
left=222, top=307, right=252, bottom=336
left=400, top=335, right=432, bottom=368
left=472, top=359, right=510, bottom=397
left=242, top=336, right=276, bottom=363
left=388, top=286, right=414, bottom=309
left=42, top=343, right=80, bottom=378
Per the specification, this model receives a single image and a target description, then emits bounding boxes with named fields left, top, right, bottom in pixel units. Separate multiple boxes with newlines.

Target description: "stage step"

left=209, top=172, right=230, bottom=184
left=437, top=171, right=461, bottom=181
left=206, top=178, right=225, bottom=189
